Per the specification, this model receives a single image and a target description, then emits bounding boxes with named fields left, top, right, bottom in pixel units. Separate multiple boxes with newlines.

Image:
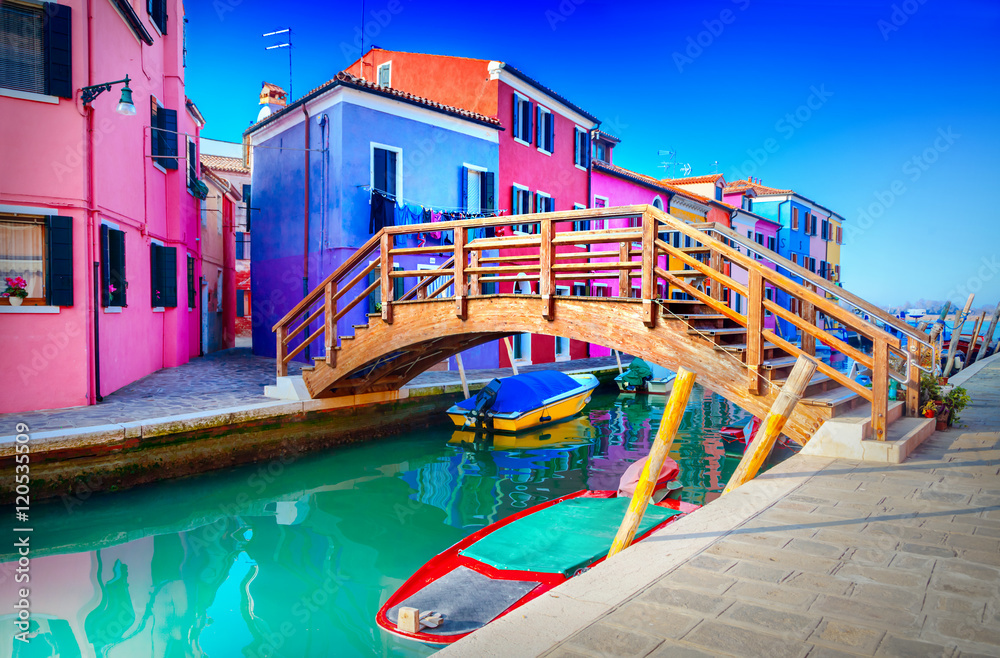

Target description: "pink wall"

left=0, top=0, right=203, bottom=413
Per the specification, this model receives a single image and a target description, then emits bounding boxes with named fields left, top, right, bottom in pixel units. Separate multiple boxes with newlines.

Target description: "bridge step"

left=339, top=335, right=355, bottom=341
left=665, top=270, right=708, bottom=278
left=688, top=327, right=746, bottom=336
left=762, top=356, right=798, bottom=370
left=773, top=372, right=836, bottom=397
left=800, top=385, right=867, bottom=418
left=353, top=324, right=369, bottom=330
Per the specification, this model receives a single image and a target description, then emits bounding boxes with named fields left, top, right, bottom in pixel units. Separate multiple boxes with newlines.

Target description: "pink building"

left=0, top=0, right=205, bottom=413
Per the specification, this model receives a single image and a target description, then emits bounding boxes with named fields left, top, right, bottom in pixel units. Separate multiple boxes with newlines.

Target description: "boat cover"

left=617, top=358, right=652, bottom=386
left=459, top=497, right=682, bottom=576
left=454, top=371, right=582, bottom=415
left=386, top=566, right=539, bottom=636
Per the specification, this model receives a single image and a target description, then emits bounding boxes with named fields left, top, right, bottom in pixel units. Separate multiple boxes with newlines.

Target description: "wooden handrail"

left=649, top=208, right=900, bottom=350
left=398, top=256, right=455, bottom=302
left=272, top=230, right=384, bottom=331
left=700, top=220, right=929, bottom=345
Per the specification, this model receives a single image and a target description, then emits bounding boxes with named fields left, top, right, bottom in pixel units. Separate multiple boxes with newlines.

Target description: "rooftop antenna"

left=679, top=163, right=692, bottom=176
left=710, top=160, right=719, bottom=174
left=657, top=148, right=675, bottom=177
left=263, top=28, right=292, bottom=100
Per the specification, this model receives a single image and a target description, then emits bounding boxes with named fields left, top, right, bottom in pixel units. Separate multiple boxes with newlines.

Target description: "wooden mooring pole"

left=964, top=312, right=986, bottom=366
left=455, top=352, right=470, bottom=399
left=503, top=336, right=519, bottom=376
left=607, top=367, right=696, bottom=559
left=974, top=301, right=1000, bottom=363
left=944, top=293, right=975, bottom=377
left=723, top=356, right=819, bottom=495
left=614, top=350, right=624, bottom=375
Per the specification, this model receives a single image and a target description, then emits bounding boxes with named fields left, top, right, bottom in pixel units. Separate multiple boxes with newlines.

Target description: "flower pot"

left=935, top=408, right=950, bottom=432
left=8, top=296, right=22, bottom=307
left=923, top=409, right=936, bottom=418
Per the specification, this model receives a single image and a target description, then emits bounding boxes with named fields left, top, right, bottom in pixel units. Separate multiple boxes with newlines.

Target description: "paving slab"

left=439, top=354, right=1000, bottom=657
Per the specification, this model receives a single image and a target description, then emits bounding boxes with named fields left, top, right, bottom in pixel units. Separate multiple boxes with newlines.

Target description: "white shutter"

left=467, top=170, right=481, bottom=214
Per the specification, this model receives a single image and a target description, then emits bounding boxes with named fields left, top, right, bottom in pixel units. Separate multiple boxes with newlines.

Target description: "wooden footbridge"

left=273, top=205, right=933, bottom=445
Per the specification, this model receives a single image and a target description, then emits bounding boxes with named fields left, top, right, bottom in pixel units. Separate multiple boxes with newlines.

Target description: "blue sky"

left=185, top=0, right=1000, bottom=308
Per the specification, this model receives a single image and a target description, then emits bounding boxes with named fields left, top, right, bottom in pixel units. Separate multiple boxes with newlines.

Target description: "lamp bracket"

left=81, top=76, right=131, bottom=106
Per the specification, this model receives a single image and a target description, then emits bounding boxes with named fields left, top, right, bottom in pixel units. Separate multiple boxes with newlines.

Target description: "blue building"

left=724, top=179, right=840, bottom=339
left=245, top=73, right=502, bottom=368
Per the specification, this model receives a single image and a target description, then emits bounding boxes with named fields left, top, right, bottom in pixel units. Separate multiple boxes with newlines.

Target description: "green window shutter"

left=100, top=224, right=110, bottom=306
left=47, top=215, right=73, bottom=306
left=461, top=166, right=469, bottom=213
left=187, top=255, right=196, bottom=308
left=481, top=172, right=495, bottom=213
left=161, top=109, right=178, bottom=169
left=150, top=243, right=161, bottom=306
left=512, top=93, right=520, bottom=140
left=161, top=246, right=177, bottom=307
left=393, top=265, right=404, bottom=302
left=43, top=3, right=72, bottom=98
left=109, top=229, right=126, bottom=306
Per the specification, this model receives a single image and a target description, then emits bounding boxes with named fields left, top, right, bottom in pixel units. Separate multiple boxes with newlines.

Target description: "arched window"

left=652, top=196, right=664, bottom=211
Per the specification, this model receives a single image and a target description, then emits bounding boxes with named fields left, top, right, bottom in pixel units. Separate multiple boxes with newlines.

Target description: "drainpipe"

left=86, top=0, right=102, bottom=402
left=302, top=105, right=311, bottom=360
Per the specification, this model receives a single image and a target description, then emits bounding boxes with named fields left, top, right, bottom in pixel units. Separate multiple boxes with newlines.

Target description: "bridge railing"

left=272, top=204, right=902, bottom=441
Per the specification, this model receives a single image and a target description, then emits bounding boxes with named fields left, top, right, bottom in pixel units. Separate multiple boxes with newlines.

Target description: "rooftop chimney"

left=257, top=81, right=288, bottom=121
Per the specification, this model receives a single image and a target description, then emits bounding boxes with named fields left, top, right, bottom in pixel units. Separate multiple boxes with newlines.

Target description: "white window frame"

left=535, top=190, right=552, bottom=214
left=216, top=267, right=223, bottom=312
left=512, top=183, right=534, bottom=235
left=592, top=283, right=609, bottom=298
left=573, top=126, right=588, bottom=170
left=217, top=196, right=223, bottom=235
left=370, top=142, right=403, bottom=203
left=513, top=92, right=532, bottom=146
left=101, top=219, right=125, bottom=312
left=592, top=195, right=610, bottom=230
left=652, top=196, right=664, bottom=211
left=536, top=105, right=553, bottom=156
left=464, top=162, right=487, bottom=215
left=376, top=61, right=392, bottom=88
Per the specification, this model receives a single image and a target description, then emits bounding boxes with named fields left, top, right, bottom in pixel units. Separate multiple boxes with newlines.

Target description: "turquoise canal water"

left=1, top=385, right=797, bottom=657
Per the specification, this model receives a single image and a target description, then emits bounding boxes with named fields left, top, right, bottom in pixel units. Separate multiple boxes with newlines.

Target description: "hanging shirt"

left=369, top=191, right=391, bottom=233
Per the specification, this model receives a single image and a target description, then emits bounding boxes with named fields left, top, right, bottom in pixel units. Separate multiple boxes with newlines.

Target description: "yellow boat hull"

left=447, top=374, right=599, bottom=433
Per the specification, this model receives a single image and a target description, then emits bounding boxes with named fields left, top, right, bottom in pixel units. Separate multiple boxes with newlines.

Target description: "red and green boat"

left=376, top=458, right=697, bottom=644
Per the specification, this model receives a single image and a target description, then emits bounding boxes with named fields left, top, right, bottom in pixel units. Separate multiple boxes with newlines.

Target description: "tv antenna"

left=657, top=149, right=675, bottom=177
left=679, top=163, right=692, bottom=176
left=710, top=160, right=719, bottom=174
left=263, top=28, right=293, bottom=100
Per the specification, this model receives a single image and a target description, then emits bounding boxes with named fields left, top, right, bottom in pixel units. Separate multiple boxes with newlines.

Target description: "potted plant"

left=943, top=386, right=971, bottom=427
left=919, top=373, right=942, bottom=408
left=3, top=276, right=28, bottom=306
left=921, top=400, right=939, bottom=418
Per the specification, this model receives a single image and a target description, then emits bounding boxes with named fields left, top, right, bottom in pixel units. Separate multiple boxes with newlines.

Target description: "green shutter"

left=187, top=255, right=196, bottom=309
left=150, top=243, right=161, bottom=306
left=43, top=3, right=72, bottom=98
left=109, top=229, right=126, bottom=306
left=47, top=215, right=73, bottom=306
left=161, top=109, right=178, bottom=169
left=100, top=224, right=110, bottom=306
left=160, top=246, right=177, bottom=307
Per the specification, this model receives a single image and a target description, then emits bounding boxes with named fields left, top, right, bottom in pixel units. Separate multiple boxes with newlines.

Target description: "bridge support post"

left=746, top=270, right=764, bottom=395
left=540, top=219, right=555, bottom=320
left=710, top=248, right=723, bottom=302
left=455, top=226, right=467, bottom=319
left=276, top=325, right=288, bottom=377
left=641, top=210, right=657, bottom=328
left=380, top=233, right=393, bottom=325
left=325, top=282, right=337, bottom=367
left=618, top=241, right=629, bottom=299
left=801, top=284, right=816, bottom=356
left=906, top=340, right=920, bottom=417
left=469, top=250, right=481, bottom=297
left=723, top=355, right=817, bottom=494
left=873, top=338, right=889, bottom=441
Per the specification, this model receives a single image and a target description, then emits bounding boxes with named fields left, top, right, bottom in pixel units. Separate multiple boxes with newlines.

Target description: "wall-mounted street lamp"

left=80, top=75, right=136, bottom=116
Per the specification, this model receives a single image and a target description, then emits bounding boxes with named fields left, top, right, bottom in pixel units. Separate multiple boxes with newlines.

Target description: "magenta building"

left=0, top=0, right=206, bottom=413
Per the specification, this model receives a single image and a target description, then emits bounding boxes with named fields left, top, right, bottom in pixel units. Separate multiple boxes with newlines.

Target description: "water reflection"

left=0, top=385, right=794, bottom=657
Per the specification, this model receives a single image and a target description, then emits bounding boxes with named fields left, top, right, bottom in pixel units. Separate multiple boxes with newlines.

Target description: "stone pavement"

left=442, top=355, right=1000, bottom=658
left=0, top=348, right=628, bottom=434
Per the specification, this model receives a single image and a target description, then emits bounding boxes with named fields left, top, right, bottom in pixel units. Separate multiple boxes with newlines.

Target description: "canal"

left=0, top=385, right=797, bottom=657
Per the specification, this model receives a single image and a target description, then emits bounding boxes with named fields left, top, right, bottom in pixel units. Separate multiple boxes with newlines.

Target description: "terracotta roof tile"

left=245, top=72, right=502, bottom=137
left=200, top=154, right=249, bottom=174
left=662, top=174, right=725, bottom=185
left=724, top=179, right=793, bottom=196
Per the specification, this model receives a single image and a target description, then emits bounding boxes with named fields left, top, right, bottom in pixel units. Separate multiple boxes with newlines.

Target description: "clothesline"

left=360, top=185, right=507, bottom=215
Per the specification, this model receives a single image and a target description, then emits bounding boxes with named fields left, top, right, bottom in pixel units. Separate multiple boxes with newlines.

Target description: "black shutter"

left=150, top=243, right=161, bottom=306
left=512, top=94, right=520, bottom=140
left=100, top=224, right=110, bottom=306
left=525, top=101, right=532, bottom=145
left=574, top=129, right=580, bottom=166
left=236, top=290, right=244, bottom=317
left=548, top=112, right=554, bottom=153
left=235, top=232, right=244, bottom=259
left=187, top=139, right=196, bottom=187
left=47, top=215, right=73, bottom=306
left=150, top=99, right=160, bottom=162
left=373, top=148, right=386, bottom=194
left=161, top=109, right=178, bottom=169
left=43, top=3, right=72, bottom=99
left=242, top=184, right=252, bottom=232
left=535, top=106, right=541, bottom=146
left=393, top=266, right=404, bottom=302
left=368, top=269, right=379, bottom=313
left=161, top=246, right=177, bottom=307
left=481, top=172, right=495, bottom=213
left=460, top=166, right=469, bottom=213
left=385, top=150, right=397, bottom=198
left=157, top=0, right=167, bottom=35
left=111, top=229, right=126, bottom=306
left=187, top=255, right=196, bottom=308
